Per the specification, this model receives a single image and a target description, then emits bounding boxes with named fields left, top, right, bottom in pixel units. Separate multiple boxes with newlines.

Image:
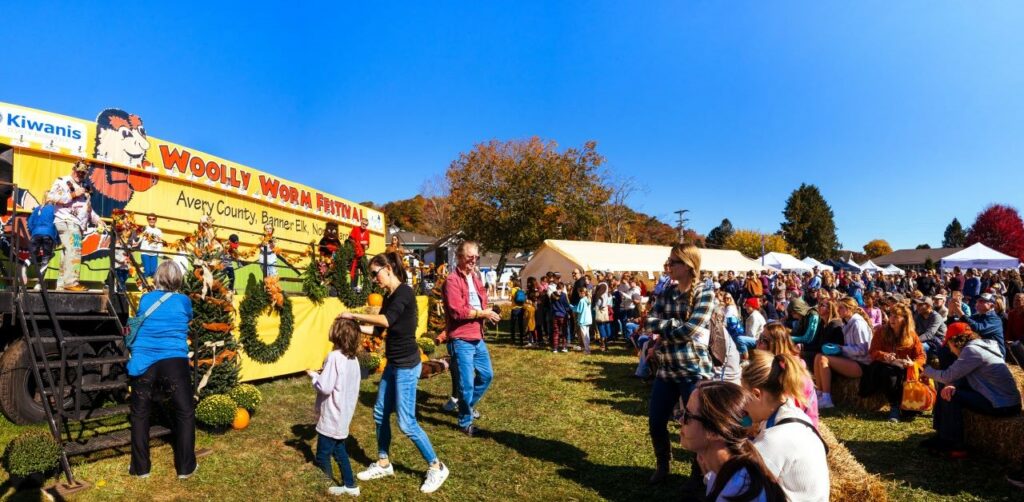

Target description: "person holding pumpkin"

left=860, top=303, right=926, bottom=422
left=127, top=260, right=198, bottom=479
left=341, top=251, right=450, bottom=494
left=920, top=324, right=1022, bottom=458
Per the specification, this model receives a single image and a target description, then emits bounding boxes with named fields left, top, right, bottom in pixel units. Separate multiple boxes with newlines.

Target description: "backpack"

left=514, top=289, right=527, bottom=305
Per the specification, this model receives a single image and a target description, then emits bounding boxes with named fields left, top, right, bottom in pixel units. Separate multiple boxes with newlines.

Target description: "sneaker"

left=472, top=408, right=481, bottom=420
left=420, top=463, right=450, bottom=494
left=178, top=463, right=198, bottom=479
left=460, top=425, right=477, bottom=437
left=887, top=409, right=900, bottom=423
left=818, top=394, right=834, bottom=410
left=128, top=467, right=151, bottom=479
left=442, top=397, right=459, bottom=412
left=357, top=461, right=394, bottom=481
left=552, top=349, right=558, bottom=353
left=560, top=348, right=568, bottom=353
left=31, top=283, right=41, bottom=291
left=328, top=485, right=361, bottom=496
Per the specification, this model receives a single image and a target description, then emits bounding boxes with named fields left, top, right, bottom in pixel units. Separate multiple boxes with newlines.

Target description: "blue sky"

left=4, top=2, right=1023, bottom=251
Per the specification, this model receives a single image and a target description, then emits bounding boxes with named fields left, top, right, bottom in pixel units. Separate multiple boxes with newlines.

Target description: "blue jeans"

left=451, top=339, right=494, bottom=428
left=597, top=322, right=611, bottom=341
left=734, top=335, right=758, bottom=355
left=141, top=254, right=158, bottom=278
left=316, top=432, right=355, bottom=488
left=510, top=307, right=525, bottom=344
left=374, top=363, right=437, bottom=465
left=933, top=381, right=1021, bottom=447
left=447, top=341, right=461, bottom=398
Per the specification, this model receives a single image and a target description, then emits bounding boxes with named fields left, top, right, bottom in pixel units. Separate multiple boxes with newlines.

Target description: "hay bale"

left=819, top=421, right=889, bottom=501
left=961, top=365, right=1024, bottom=463
left=831, top=375, right=888, bottom=412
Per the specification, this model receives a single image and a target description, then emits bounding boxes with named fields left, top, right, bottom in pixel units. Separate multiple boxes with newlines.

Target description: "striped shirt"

left=647, top=282, right=715, bottom=382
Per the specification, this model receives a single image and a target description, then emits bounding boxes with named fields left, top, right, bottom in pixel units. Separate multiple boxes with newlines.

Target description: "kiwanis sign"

left=0, top=105, right=87, bottom=156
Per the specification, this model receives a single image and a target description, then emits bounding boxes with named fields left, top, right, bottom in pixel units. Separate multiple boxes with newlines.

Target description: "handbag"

left=901, top=364, right=937, bottom=412
left=126, top=292, right=173, bottom=349
left=594, top=301, right=609, bottom=323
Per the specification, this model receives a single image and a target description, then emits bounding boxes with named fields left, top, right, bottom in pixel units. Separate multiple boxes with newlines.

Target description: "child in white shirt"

left=308, top=317, right=363, bottom=497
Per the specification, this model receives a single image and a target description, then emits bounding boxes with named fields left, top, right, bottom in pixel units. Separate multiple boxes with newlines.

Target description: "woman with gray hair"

left=127, top=260, right=197, bottom=479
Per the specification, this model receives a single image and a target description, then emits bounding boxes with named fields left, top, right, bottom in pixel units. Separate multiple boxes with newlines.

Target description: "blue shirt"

left=27, top=204, right=57, bottom=239
left=127, top=291, right=193, bottom=376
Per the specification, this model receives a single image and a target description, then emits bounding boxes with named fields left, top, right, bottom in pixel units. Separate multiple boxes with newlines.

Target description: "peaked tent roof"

left=758, top=252, right=812, bottom=272
left=519, top=240, right=768, bottom=281
left=825, top=258, right=859, bottom=272
left=873, top=247, right=963, bottom=267
left=939, top=243, right=1021, bottom=270
left=801, top=257, right=833, bottom=272
left=883, top=264, right=905, bottom=275
left=859, top=259, right=883, bottom=271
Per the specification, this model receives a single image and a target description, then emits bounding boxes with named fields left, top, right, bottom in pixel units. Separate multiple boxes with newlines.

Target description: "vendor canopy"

left=519, top=240, right=768, bottom=280
left=940, top=242, right=1021, bottom=271
left=758, top=252, right=812, bottom=272
left=802, top=257, right=833, bottom=272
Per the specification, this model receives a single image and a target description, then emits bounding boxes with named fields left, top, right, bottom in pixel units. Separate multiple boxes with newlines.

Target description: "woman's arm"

left=340, top=311, right=389, bottom=328
left=664, top=287, right=715, bottom=343
left=790, top=314, right=819, bottom=345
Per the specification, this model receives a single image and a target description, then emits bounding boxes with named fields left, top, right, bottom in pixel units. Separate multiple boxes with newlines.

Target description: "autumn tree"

left=966, top=204, right=1024, bottom=260
left=706, top=219, right=735, bottom=249
left=447, top=137, right=611, bottom=273
left=943, top=218, right=967, bottom=248
left=863, top=239, right=893, bottom=259
left=780, top=184, right=839, bottom=259
left=382, top=196, right=426, bottom=232
left=723, top=229, right=792, bottom=259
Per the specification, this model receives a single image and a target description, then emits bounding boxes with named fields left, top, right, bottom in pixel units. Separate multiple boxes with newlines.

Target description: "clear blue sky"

left=5, top=2, right=1023, bottom=251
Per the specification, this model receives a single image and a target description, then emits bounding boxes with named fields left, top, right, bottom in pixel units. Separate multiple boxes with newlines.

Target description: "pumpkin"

left=900, top=365, right=936, bottom=412
left=232, top=407, right=251, bottom=430
left=368, top=293, right=384, bottom=307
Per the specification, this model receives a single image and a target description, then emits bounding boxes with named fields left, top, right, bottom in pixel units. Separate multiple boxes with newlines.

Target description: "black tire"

left=0, top=335, right=90, bottom=425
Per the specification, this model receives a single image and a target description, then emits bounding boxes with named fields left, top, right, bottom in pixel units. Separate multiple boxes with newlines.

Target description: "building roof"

left=479, top=252, right=530, bottom=269
left=873, top=247, right=964, bottom=266
left=388, top=230, right=437, bottom=247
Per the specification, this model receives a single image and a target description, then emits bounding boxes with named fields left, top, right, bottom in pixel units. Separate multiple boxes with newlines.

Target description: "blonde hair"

left=742, top=349, right=811, bottom=408
left=669, top=243, right=702, bottom=281
left=818, top=300, right=840, bottom=323
left=838, top=297, right=869, bottom=321
left=152, top=260, right=183, bottom=292
left=759, top=323, right=800, bottom=357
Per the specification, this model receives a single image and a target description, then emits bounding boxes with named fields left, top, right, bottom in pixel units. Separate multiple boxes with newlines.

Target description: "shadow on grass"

left=563, top=358, right=651, bottom=418
left=481, top=429, right=698, bottom=502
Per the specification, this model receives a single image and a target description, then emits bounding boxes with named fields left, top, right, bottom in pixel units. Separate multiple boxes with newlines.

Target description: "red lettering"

left=159, top=145, right=190, bottom=173
left=316, top=194, right=324, bottom=211
left=259, top=175, right=279, bottom=197
left=279, top=183, right=289, bottom=200
left=340, top=203, right=350, bottom=219
left=189, top=157, right=205, bottom=177
left=289, top=187, right=299, bottom=204
left=300, top=191, right=311, bottom=208
left=206, top=161, right=221, bottom=182
left=241, top=172, right=251, bottom=191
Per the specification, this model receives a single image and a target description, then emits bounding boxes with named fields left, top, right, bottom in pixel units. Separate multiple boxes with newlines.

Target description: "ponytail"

left=742, top=350, right=811, bottom=408
left=369, top=251, right=407, bottom=283
left=708, top=439, right=786, bottom=502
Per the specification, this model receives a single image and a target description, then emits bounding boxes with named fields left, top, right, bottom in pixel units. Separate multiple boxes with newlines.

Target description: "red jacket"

left=443, top=268, right=489, bottom=341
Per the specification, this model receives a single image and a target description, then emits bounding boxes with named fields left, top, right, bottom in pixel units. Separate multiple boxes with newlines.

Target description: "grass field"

left=1, top=335, right=1021, bottom=501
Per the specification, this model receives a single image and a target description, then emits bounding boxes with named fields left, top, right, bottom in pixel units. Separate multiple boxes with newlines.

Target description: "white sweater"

left=310, top=350, right=361, bottom=440
left=753, top=401, right=830, bottom=502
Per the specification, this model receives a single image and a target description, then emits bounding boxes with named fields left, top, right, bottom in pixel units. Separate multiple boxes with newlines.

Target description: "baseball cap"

left=979, top=293, right=996, bottom=303
left=912, top=296, right=932, bottom=306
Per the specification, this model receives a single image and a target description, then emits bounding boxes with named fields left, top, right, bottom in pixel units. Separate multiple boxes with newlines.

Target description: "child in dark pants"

left=551, top=283, right=571, bottom=353
left=27, top=203, right=57, bottom=289
left=307, top=318, right=363, bottom=496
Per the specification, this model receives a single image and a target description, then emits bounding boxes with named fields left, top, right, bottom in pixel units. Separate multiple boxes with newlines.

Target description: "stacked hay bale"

left=819, top=421, right=889, bottom=501
left=830, top=375, right=887, bottom=412
left=962, top=365, right=1024, bottom=463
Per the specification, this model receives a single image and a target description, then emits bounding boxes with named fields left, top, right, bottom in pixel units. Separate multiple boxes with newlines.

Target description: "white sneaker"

left=328, top=485, right=361, bottom=496
left=818, top=394, right=834, bottom=410
left=472, top=408, right=481, bottom=419
left=443, top=397, right=459, bottom=412
left=420, top=463, right=450, bottom=494
left=178, top=463, right=198, bottom=479
left=357, top=461, right=394, bottom=481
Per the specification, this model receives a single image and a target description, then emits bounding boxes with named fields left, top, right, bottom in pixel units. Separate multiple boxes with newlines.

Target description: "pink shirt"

left=443, top=268, right=489, bottom=341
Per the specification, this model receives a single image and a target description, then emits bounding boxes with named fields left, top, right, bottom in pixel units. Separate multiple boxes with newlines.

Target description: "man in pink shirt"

left=443, top=241, right=500, bottom=436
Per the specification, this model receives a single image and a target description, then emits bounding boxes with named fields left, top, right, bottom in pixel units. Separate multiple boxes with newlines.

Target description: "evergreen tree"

left=780, top=184, right=839, bottom=259
left=706, top=218, right=734, bottom=249
left=942, top=218, right=967, bottom=248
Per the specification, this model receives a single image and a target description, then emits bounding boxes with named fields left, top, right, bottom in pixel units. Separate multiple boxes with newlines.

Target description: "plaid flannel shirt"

left=647, top=282, right=715, bottom=382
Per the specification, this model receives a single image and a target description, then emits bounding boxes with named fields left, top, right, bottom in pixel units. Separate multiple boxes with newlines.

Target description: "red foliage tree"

left=965, top=204, right=1024, bottom=261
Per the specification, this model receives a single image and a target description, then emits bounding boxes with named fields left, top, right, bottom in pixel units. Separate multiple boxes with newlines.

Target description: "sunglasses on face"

left=371, top=268, right=386, bottom=279
left=675, top=407, right=714, bottom=429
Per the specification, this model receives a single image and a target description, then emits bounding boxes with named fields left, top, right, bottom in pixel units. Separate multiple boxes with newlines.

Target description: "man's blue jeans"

left=374, top=363, right=438, bottom=465
left=451, top=338, right=494, bottom=428
left=735, top=335, right=758, bottom=355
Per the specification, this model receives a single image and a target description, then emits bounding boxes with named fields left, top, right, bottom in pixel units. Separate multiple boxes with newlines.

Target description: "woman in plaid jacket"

left=645, top=243, right=716, bottom=484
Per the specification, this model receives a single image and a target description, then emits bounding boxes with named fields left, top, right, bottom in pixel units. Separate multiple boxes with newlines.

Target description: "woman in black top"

left=341, top=251, right=450, bottom=494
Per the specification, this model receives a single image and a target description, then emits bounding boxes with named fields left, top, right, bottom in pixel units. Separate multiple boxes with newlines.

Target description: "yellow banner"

left=236, top=296, right=429, bottom=382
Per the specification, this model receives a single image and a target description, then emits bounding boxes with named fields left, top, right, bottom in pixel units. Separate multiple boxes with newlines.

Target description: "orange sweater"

left=869, top=333, right=926, bottom=367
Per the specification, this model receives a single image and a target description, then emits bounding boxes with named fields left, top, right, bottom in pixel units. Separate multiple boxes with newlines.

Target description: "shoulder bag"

left=126, top=292, right=173, bottom=349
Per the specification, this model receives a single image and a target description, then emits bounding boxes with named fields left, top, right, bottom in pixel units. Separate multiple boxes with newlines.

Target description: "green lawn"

left=1, top=336, right=1020, bottom=501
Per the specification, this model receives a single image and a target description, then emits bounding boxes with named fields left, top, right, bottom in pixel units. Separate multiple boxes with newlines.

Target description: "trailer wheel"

left=0, top=337, right=87, bottom=425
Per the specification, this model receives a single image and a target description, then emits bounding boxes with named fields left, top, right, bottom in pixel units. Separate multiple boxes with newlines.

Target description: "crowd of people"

left=502, top=250, right=1024, bottom=497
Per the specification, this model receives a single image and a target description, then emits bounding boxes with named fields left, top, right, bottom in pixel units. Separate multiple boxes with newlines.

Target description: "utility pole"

left=674, top=209, right=689, bottom=243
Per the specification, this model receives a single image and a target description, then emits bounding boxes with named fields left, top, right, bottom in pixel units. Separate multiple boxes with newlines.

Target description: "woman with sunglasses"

left=679, top=381, right=786, bottom=501
left=645, top=243, right=715, bottom=485
left=341, top=251, right=450, bottom=494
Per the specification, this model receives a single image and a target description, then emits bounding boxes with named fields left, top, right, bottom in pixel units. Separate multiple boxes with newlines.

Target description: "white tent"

left=802, top=257, right=833, bottom=272
left=939, top=243, right=1021, bottom=271
left=859, top=259, right=884, bottom=272
left=883, top=264, right=904, bottom=276
left=846, top=258, right=862, bottom=271
left=519, top=240, right=768, bottom=281
left=759, top=252, right=812, bottom=272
